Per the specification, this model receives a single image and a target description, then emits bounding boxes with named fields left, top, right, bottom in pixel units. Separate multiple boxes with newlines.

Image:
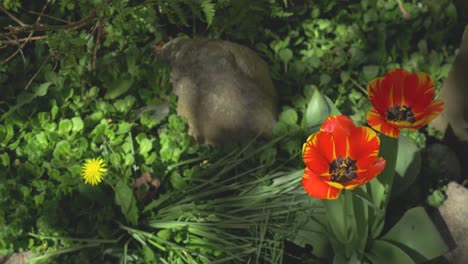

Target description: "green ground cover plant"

left=0, top=0, right=463, bottom=263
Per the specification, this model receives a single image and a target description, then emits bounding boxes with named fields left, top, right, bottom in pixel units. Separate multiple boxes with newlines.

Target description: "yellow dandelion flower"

left=81, top=158, right=107, bottom=185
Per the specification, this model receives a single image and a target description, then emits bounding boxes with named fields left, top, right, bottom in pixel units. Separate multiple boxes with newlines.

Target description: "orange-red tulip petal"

left=302, top=167, right=341, bottom=200
left=302, top=115, right=386, bottom=200
left=366, top=68, right=444, bottom=138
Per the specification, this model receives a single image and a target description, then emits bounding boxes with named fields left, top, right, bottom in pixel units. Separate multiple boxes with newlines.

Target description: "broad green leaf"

left=47, top=132, right=61, bottom=142
left=366, top=240, right=415, bottom=264
left=115, top=180, right=139, bottom=225
left=16, top=92, right=35, bottom=105
left=170, top=171, right=187, bottom=190
left=340, top=71, right=350, bottom=83
left=87, top=86, right=100, bottom=98
left=0, top=125, right=6, bottom=145
left=124, top=153, right=135, bottom=166
left=362, top=65, right=380, bottom=81
left=91, top=123, right=107, bottom=139
left=279, top=108, right=298, bottom=125
left=104, top=74, right=134, bottom=100
left=145, top=153, right=157, bottom=165
left=34, top=193, right=45, bottom=207
left=50, top=100, right=58, bottom=120
left=137, top=103, right=170, bottom=129
left=391, top=136, right=421, bottom=198
left=34, top=82, right=52, bottom=97
left=142, top=245, right=156, bottom=262
left=58, top=119, right=72, bottom=133
left=139, top=138, right=153, bottom=155
left=114, top=96, right=137, bottom=113
left=157, top=229, right=171, bottom=240
left=278, top=48, right=293, bottom=64
left=0, top=152, right=10, bottom=167
left=71, top=117, right=84, bottom=132
left=426, top=189, right=446, bottom=208
left=319, top=74, right=331, bottom=86
left=35, top=132, right=48, bottom=148
left=67, top=164, right=81, bottom=176
left=53, top=141, right=71, bottom=159
left=381, top=206, right=449, bottom=262
left=1, top=124, right=14, bottom=145
left=159, top=135, right=182, bottom=162
left=272, top=122, right=288, bottom=136
left=109, top=152, right=121, bottom=166
left=117, top=122, right=132, bottom=134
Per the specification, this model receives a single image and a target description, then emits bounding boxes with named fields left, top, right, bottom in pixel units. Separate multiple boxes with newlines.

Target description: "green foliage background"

left=0, top=0, right=463, bottom=263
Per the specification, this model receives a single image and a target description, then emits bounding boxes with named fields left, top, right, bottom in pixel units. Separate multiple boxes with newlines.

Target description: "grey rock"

left=160, top=38, right=278, bottom=145
left=439, top=182, right=468, bottom=263
left=0, top=251, right=33, bottom=264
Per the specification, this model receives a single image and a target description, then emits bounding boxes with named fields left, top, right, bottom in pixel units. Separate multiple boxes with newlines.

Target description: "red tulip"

left=302, top=115, right=386, bottom=199
left=367, top=68, right=444, bottom=138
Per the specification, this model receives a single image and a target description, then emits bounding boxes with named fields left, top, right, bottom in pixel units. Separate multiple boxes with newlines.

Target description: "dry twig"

left=24, top=54, right=51, bottom=90
left=396, top=0, right=411, bottom=19
left=1, top=2, right=96, bottom=65
left=0, top=36, right=47, bottom=45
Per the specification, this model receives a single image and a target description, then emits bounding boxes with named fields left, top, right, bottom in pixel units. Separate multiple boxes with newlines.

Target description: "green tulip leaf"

left=381, top=206, right=449, bottom=262
left=368, top=135, right=398, bottom=238
left=285, top=187, right=330, bottom=258
left=367, top=239, right=415, bottom=264
left=391, top=136, right=421, bottom=198
left=287, top=215, right=331, bottom=258
left=304, top=86, right=341, bottom=131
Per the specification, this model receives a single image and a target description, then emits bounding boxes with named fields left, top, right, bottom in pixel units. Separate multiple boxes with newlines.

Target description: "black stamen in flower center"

left=329, top=156, right=358, bottom=183
left=387, top=104, right=416, bottom=123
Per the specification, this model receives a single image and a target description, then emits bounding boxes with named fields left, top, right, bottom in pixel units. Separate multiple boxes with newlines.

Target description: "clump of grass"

left=26, top=137, right=324, bottom=263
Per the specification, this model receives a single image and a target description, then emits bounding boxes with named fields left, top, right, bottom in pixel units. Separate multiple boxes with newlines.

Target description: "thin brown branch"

left=1, top=11, right=96, bottom=38
left=350, top=77, right=368, bottom=95
left=0, top=6, right=26, bottom=26
left=92, top=14, right=105, bottom=68
left=396, top=0, right=411, bottom=19
left=1, top=47, right=21, bottom=64
left=24, top=54, right=50, bottom=90
left=1, top=2, right=49, bottom=65
left=23, top=9, right=72, bottom=24
left=0, top=35, right=47, bottom=45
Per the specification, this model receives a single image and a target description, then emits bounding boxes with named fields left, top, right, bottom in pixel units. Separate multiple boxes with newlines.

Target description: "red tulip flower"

left=302, top=115, right=386, bottom=200
left=366, top=68, right=444, bottom=138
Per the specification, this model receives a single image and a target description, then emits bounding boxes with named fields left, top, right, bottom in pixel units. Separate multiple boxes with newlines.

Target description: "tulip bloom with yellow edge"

left=366, top=68, right=444, bottom=138
left=81, top=158, right=107, bottom=185
left=302, top=115, right=386, bottom=199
